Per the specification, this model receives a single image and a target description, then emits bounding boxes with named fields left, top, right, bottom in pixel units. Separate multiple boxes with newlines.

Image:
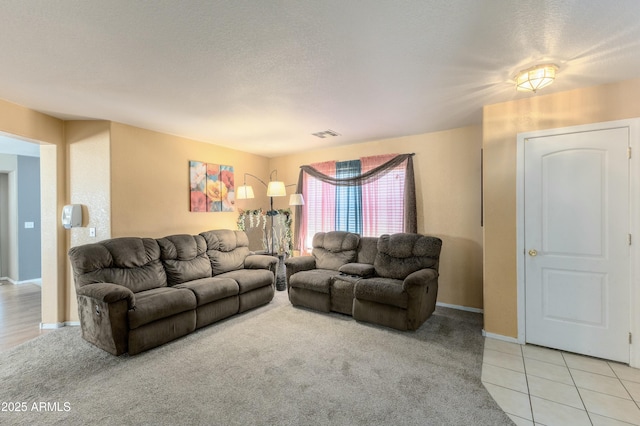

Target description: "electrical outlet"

left=89, top=227, right=96, bottom=237
left=24, top=222, right=34, bottom=229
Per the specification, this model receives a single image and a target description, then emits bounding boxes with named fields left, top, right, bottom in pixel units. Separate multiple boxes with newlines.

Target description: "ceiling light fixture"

left=312, top=130, right=341, bottom=138
left=515, top=64, right=558, bottom=93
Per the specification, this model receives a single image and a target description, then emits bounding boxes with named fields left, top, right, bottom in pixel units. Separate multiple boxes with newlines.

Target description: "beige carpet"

left=0, top=291, right=512, bottom=425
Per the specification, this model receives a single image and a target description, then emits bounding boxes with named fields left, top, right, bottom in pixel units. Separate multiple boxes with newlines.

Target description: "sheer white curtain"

left=360, top=154, right=405, bottom=236
left=301, top=161, right=336, bottom=253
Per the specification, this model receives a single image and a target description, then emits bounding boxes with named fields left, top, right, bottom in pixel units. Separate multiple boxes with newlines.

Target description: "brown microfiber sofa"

left=285, top=231, right=442, bottom=331
left=68, top=229, right=277, bottom=355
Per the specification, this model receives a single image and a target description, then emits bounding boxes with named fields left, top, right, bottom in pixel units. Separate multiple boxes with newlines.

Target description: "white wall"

left=0, top=172, right=8, bottom=277
left=0, top=148, right=42, bottom=282
left=17, top=155, right=41, bottom=280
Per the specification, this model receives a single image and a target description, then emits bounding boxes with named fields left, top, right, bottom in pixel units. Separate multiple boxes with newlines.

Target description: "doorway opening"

left=0, top=132, right=57, bottom=336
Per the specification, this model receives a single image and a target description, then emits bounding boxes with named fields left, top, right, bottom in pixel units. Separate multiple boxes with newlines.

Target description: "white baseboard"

left=482, top=330, right=522, bottom=344
left=18, top=278, right=42, bottom=285
left=436, top=302, right=483, bottom=314
left=40, top=322, right=64, bottom=329
left=1, top=277, right=42, bottom=285
left=40, top=321, right=80, bottom=329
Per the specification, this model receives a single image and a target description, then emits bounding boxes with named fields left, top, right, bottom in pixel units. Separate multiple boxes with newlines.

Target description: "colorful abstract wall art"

left=189, top=161, right=235, bottom=212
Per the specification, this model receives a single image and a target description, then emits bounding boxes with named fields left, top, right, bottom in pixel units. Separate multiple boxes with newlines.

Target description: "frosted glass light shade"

left=516, top=64, right=558, bottom=93
left=236, top=185, right=255, bottom=199
left=289, top=193, right=305, bottom=206
left=267, top=181, right=286, bottom=197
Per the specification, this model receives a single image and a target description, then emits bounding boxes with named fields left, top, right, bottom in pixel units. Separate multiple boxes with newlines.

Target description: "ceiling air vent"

left=312, top=129, right=341, bottom=138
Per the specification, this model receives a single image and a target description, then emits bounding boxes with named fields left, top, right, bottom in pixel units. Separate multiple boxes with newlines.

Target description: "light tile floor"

left=482, top=338, right=640, bottom=425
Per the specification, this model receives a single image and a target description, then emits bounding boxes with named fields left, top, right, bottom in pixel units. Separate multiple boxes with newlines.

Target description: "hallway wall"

left=17, top=155, right=41, bottom=281
left=0, top=154, right=42, bottom=282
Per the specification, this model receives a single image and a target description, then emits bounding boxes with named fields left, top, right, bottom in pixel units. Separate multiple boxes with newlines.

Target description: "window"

left=301, top=154, right=408, bottom=252
left=335, top=160, right=362, bottom=234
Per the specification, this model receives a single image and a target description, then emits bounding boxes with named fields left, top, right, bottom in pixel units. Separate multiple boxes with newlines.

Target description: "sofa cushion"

left=289, top=269, right=340, bottom=294
left=312, top=231, right=360, bottom=271
left=175, top=277, right=239, bottom=306
left=128, top=287, right=197, bottom=329
left=356, top=237, right=379, bottom=265
left=157, top=234, right=212, bottom=286
left=68, top=237, right=167, bottom=293
left=200, top=229, right=251, bottom=275
left=374, top=234, right=442, bottom=280
left=354, top=277, right=408, bottom=309
left=217, top=269, right=273, bottom=294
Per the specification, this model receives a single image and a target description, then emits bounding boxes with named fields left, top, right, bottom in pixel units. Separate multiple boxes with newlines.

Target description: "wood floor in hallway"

left=0, top=280, right=50, bottom=352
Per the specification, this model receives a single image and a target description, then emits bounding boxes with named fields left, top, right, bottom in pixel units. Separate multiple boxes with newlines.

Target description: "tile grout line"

left=483, top=348, right=529, bottom=374
left=608, top=360, right=640, bottom=411
left=562, top=351, right=595, bottom=425
left=520, top=344, right=537, bottom=425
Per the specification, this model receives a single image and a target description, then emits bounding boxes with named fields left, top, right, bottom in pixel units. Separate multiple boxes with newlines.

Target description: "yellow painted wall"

left=109, top=122, right=270, bottom=238
left=0, top=99, right=63, bottom=145
left=483, top=77, right=640, bottom=338
left=270, top=125, right=484, bottom=309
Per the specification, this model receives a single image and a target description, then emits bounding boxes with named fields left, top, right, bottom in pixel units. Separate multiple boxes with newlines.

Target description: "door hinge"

left=630, top=332, right=633, bottom=344
left=630, top=234, right=633, bottom=246
left=629, top=146, right=633, bottom=159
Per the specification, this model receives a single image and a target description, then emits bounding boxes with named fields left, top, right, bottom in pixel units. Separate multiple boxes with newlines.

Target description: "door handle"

left=528, top=249, right=538, bottom=257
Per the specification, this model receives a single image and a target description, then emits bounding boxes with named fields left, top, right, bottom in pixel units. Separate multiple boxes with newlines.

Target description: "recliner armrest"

left=403, top=269, right=439, bottom=296
left=284, top=256, right=317, bottom=286
left=76, top=283, right=135, bottom=310
left=284, top=256, right=316, bottom=273
left=245, top=254, right=278, bottom=270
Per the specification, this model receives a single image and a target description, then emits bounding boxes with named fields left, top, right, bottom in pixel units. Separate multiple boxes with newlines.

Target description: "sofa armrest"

left=76, top=282, right=135, bottom=309
left=245, top=254, right=278, bottom=271
left=403, top=269, right=439, bottom=296
left=75, top=283, right=134, bottom=355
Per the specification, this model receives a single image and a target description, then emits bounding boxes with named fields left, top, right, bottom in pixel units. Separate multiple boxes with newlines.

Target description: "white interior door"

left=524, top=127, right=630, bottom=363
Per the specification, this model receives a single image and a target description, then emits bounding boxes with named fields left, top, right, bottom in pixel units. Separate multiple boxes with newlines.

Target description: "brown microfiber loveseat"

left=285, top=231, right=442, bottom=331
left=68, top=229, right=277, bottom=355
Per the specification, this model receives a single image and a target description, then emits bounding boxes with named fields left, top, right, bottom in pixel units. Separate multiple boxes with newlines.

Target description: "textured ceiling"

left=1, top=1, right=640, bottom=157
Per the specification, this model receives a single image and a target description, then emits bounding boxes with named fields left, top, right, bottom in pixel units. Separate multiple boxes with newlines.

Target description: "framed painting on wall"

left=189, top=161, right=235, bottom=212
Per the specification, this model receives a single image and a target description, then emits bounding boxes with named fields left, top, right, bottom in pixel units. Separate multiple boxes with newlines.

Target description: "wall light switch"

left=24, top=222, right=34, bottom=229
left=89, top=227, right=96, bottom=237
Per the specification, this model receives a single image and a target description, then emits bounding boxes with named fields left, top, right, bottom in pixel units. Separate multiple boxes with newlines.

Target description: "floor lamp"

left=236, top=170, right=304, bottom=254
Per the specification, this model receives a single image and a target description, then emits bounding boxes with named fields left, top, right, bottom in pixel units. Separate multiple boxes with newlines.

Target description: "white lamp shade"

left=267, top=181, right=286, bottom=197
left=289, top=193, right=305, bottom=206
left=236, top=185, right=255, bottom=199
